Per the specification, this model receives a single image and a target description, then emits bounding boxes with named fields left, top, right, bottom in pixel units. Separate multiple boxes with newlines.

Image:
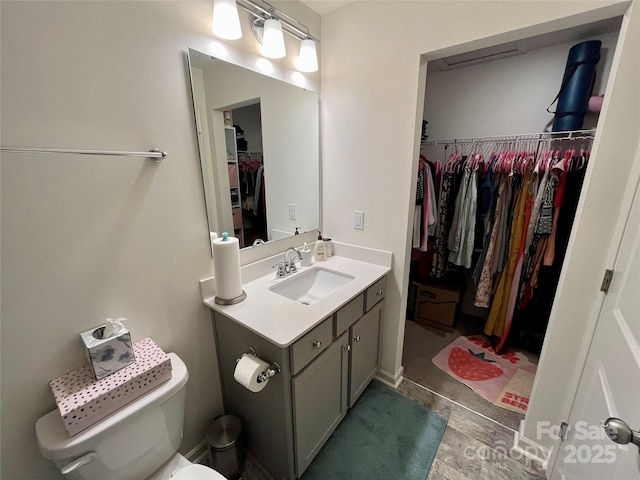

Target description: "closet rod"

left=0, top=146, right=167, bottom=162
left=424, top=129, right=596, bottom=146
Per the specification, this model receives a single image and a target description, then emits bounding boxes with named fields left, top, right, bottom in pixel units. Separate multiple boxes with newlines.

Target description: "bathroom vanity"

left=204, top=254, right=389, bottom=479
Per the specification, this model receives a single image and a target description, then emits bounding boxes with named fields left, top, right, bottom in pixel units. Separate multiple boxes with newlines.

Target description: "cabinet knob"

left=353, top=335, right=361, bottom=342
left=312, top=340, right=322, bottom=349
left=344, top=344, right=351, bottom=352
left=376, top=290, right=384, bottom=296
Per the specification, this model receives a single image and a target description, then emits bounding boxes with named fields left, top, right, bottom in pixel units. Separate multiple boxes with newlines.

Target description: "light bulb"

left=296, top=38, right=318, bottom=72
left=262, top=19, right=286, bottom=59
left=212, top=0, right=242, bottom=40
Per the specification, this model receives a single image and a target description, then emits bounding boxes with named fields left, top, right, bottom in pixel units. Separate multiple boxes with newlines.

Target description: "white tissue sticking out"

left=234, top=355, right=270, bottom=393
left=100, top=317, right=127, bottom=339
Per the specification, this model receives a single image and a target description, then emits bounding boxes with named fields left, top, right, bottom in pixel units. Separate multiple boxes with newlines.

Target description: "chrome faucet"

left=283, top=247, right=303, bottom=275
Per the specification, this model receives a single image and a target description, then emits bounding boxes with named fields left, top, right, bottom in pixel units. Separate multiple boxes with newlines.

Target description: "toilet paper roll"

left=212, top=234, right=243, bottom=301
left=234, top=355, right=270, bottom=393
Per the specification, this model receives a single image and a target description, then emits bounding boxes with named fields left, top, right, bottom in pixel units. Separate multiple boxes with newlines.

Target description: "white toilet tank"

left=36, top=352, right=189, bottom=480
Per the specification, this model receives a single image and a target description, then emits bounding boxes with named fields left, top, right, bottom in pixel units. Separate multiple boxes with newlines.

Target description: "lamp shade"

left=296, top=38, right=318, bottom=72
left=212, top=0, right=242, bottom=40
left=262, top=19, right=286, bottom=59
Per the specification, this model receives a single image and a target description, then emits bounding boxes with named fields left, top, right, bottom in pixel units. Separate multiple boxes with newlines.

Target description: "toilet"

left=35, top=353, right=227, bottom=480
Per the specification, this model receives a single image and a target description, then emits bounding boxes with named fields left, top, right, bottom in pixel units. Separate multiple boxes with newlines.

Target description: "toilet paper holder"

left=236, top=347, right=281, bottom=383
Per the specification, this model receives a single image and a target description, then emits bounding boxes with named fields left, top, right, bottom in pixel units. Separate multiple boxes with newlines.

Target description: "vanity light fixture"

left=262, top=18, right=286, bottom=58
left=212, top=0, right=242, bottom=40
left=296, top=38, right=318, bottom=72
left=212, top=0, right=319, bottom=72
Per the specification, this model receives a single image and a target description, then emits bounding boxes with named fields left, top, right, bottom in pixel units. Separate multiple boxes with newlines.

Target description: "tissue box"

left=80, top=324, right=135, bottom=380
left=49, top=338, right=172, bottom=436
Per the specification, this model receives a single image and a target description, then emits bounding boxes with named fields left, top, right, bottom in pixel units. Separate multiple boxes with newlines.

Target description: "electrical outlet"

left=288, top=204, right=296, bottom=220
left=353, top=210, right=364, bottom=230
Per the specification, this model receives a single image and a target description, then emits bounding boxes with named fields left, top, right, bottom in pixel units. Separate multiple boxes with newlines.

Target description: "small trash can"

left=207, top=415, right=244, bottom=480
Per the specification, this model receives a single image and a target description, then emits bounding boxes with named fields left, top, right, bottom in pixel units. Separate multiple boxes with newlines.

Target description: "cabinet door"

left=292, top=332, right=349, bottom=477
left=349, top=301, right=382, bottom=407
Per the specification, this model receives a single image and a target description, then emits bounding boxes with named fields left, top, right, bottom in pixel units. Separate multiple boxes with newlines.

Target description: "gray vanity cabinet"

left=211, top=274, right=387, bottom=480
left=349, top=301, right=382, bottom=407
left=292, top=332, right=349, bottom=475
left=293, top=283, right=385, bottom=477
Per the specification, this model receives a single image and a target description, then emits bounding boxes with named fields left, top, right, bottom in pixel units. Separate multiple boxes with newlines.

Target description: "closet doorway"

left=403, top=17, right=622, bottom=431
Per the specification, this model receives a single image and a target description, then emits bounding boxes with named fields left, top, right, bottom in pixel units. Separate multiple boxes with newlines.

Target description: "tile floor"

left=401, top=318, right=546, bottom=479
left=398, top=379, right=546, bottom=479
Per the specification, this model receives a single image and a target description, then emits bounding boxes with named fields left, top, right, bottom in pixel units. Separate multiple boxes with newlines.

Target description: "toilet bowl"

left=171, top=463, right=224, bottom=480
left=35, top=353, right=227, bottom=480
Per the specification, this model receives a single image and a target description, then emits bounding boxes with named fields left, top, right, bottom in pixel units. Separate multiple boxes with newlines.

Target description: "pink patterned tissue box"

left=49, top=338, right=172, bottom=436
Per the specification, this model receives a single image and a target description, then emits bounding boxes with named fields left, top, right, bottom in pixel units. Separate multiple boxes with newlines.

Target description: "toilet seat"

left=171, top=464, right=226, bottom=480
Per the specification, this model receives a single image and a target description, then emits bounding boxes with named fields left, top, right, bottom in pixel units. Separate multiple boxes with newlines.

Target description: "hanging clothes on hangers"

left=448, top=162, right=478, bottom=269
left=431, top=153, right=456, bottom=278
left=474, top=173, right=507, bottom=307
left=412, top=156, right=439, bottom=252
left=512, top=151, right=589, bottom=352
left=483, top=162, right=529, bottom=346
left=421, top=130, right=594, bottom=353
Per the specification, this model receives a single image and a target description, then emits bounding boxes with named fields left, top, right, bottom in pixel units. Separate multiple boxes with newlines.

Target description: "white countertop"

left=203, top=254, right=391, bottom=347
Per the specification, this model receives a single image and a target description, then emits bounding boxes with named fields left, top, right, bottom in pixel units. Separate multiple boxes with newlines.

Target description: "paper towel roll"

left=213, top=233, right=243, bottom=301
left=234, top=355, right=270, bottom=393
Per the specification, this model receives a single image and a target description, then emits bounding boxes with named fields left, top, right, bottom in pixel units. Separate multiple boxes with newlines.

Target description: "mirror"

left=187, top=48, right=320, bottom=252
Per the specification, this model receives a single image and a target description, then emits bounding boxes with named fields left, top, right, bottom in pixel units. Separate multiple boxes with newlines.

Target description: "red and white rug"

left=432, top=335, right=538, bottom=414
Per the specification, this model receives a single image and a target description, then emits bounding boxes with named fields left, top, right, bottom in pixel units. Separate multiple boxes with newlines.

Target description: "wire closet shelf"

left=423, top=129, right=596, bottom=147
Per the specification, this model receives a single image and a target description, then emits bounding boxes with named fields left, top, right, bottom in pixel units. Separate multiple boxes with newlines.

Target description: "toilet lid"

left=171, top=464, right=226, bottom=480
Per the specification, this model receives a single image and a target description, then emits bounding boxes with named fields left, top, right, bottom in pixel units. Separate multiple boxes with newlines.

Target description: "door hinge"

left=600, top=269, right=614, bottom=293
left=560, top=421, right=569, bottom=441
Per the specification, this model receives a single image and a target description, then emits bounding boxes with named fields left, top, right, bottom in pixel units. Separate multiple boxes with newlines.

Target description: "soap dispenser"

left=314, top=231, right=326, bottom=262
left=301, top=243, right=312, bottom=267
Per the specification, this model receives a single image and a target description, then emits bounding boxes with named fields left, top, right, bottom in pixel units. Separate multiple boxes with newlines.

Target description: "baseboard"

left=375, top=366, right=404, bottom=389
left=513, top=420, right=550, bottom=470
left=185, top=439, right=209, bottom=465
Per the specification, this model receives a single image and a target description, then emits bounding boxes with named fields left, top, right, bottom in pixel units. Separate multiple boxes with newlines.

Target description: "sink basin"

left=269, top=267, right=355, bottom=305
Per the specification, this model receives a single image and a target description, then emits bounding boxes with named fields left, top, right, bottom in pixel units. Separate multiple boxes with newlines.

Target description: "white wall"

left=423, top=31, right=619, bottom=140
left=0, top=1, right=320, bottom=479
left=321, top=0, right=638, bottom=452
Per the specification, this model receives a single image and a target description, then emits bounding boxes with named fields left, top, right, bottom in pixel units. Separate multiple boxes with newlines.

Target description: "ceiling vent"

left=436, top=41, right=527, bottom=70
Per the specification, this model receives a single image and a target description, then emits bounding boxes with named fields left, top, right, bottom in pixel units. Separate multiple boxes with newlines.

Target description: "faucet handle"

left=273, top=262, right=286, bottom=278
left=288, top=260, right=298, bottom=274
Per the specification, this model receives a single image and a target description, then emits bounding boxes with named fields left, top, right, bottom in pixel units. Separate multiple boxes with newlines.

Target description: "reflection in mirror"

left=187, top=48, right=320, bottom=253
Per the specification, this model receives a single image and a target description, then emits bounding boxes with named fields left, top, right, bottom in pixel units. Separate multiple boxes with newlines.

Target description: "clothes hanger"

left=494, top=142, right=506, bottom=174
left=536, top=138, right=551, bottom=173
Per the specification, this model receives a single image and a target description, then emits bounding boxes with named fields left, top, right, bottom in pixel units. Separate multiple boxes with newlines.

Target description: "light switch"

left=288, top=204, right=296, bottom=220
left=353, top=210, right=364, bottom=230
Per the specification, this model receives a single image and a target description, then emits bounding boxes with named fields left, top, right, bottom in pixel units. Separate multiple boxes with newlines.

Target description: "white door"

left=550, top=165, right=640, bottom=479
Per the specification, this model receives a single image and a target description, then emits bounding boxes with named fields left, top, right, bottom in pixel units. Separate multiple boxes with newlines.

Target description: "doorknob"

left=601, top=417, right=640, bottom=450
